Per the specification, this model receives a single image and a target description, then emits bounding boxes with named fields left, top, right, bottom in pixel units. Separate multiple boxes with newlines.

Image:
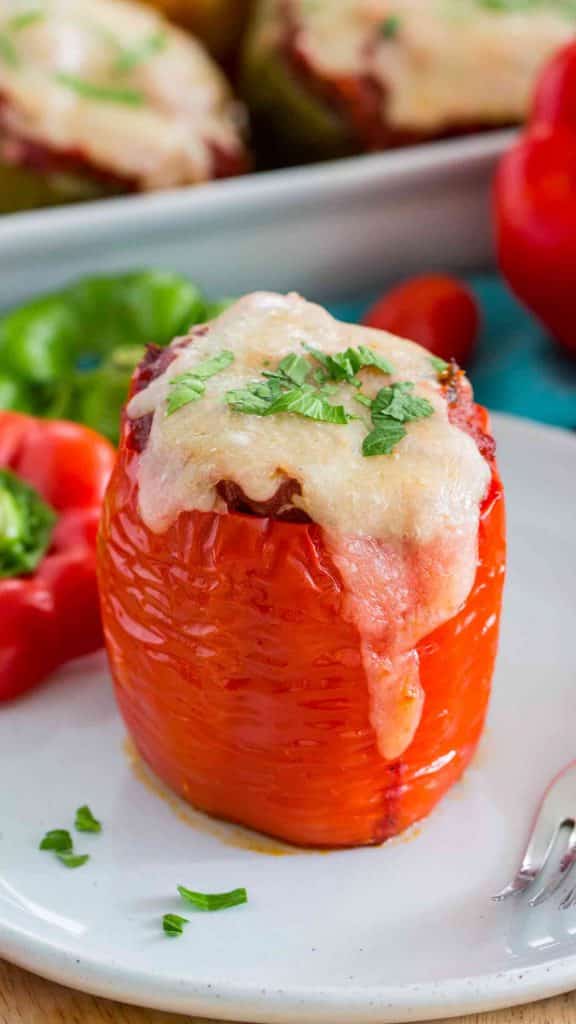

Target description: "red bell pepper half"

left=496, top=40, right=576, bottom=357
left=0, top=411, right=115, bottom=701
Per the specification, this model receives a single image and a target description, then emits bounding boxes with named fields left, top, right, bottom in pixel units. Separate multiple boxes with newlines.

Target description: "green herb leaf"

left=57, top=851, right=90, bottom=869
left=371, top=382, right=434, bottom=424
left=381, top=14, right=400, bottom=37
left=55, top=72, right=145, bottom=106
left=113, top=31, right=167, bottom=75
left=430, top=355, right=450, bottom=374
left=75, top=805, right=102, bottom=833
left=0, top=34, right=18, bottom=66
left=163, top=913, right=189, bottom=936
left=192, top=350, right=234, bottom=381
left=265, top=385, right=351, bottom=424
left=272, top=353, right=311, bottom=387
left=39, top=830, right=73, bottom=853
left=354, top=393, right=373, bottom=408
left=362, top=422, right=407, bottom=457
left=9, top=10, right=45, bottom=30
left=167, top=351, right=234, bottom=415
left=167, top=374, right=205, bottom=414
left=0, top=469, right=56, bottom=579
left=226, top=377, right=285, bottom=415
left=305, top=343, right=394, bottom=383
left=177, top=885, right=248, bottom=912
left=356, top=345, right=395, bottom=376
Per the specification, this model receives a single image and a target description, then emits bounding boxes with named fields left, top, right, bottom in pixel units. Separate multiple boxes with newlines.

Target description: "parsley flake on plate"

left=177, top=884, right=248, bottom=911
left=163, top=913, right=189, bottom=937
left=39, top=829, right=73, bottom=853
left=75, top=805, right=102, bottom=833
left=57, top=851, right=90, bottom=869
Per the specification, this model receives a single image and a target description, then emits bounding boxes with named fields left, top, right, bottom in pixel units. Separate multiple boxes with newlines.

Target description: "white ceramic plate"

left=0, top=131, right=512, bottom=309
left=1, top=412, right=575, bottom=1024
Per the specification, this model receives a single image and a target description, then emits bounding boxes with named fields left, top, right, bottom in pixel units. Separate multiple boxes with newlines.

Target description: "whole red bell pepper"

left=0, top=411, right=115, bottom=701
left=496, top=40, right=576, bottom=357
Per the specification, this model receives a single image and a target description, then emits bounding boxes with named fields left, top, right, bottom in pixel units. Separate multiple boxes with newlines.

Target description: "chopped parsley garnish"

left=362, top=421, right=408, bottom=457
left=265, top=385, right=350, bottom=424
left=226, top=343, right=393, bottom=425
left=163, top=913, right=189, bottom=937
left=167, top=350, right=234, bottom=415
left=475, top=0, right=576, bottom=12
left=9, top=10, right=45, bottom=30
left=226, top=378, right=284, bottom=415
left=113, top=30, right=167, bottom=75
left=40, top=821, right=92, bottom=868
left=264, top=353, right=311, bottom=387
left=354, top=392, right=373, bottom=408
left=430, top=355, right=450, bottom=375
left=54, top=72, right=145, bottom=106
left=177, top=885, right=248, bottom=911
left=75, top=805, right=102, bottom=833
left=371, top=381, right=434, bottom=424
left=304, top=344, right=395, bottom=383
left=0, top=8, right=44, bottom=67
left=0, top=34, right=18, bottom=66
left=381, top=14, right=401, bottom=37
left=39, top=829, right=73, bottom=853
left=57, top=852, right=90, bottom=869
left=362, top=382, right=434, bottom=457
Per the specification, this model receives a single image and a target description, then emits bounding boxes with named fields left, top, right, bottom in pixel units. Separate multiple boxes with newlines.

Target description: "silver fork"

left=492, top=761, right=576, bottom=908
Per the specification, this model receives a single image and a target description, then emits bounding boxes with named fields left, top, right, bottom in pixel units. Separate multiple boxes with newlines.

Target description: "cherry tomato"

left=362, top=275, right=479, bottom=366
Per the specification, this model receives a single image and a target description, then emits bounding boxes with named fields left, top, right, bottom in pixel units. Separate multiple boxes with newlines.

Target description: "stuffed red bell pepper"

left=0, top=412, right=115, bottom=701
left=0, top=0, right=247, bottom=214
left=243, top=0, right=575, bottom=161
left=98, top=293, right=505, bottom=848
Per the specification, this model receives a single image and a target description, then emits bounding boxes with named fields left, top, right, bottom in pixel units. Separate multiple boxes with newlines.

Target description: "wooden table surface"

left=0, top=961, right=575, bottom=1024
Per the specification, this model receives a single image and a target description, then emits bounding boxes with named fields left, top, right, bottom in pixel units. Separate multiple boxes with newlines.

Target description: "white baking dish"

left=0, top=130, right=512, bottom=307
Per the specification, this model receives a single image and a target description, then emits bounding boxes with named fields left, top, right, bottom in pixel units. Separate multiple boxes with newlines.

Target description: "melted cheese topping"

left=0, top=0, right=243, bottom=187
left=128, top=292, right=491, bottom=760
left=289, top=0, right=575, bottom=132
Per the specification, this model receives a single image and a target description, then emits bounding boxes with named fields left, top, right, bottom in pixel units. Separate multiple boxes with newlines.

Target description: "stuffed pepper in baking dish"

left=98, top=292, right=506, bottom=849
left=242, top=0, right=576, bottom=160
left=0, top=0, right=247, bottom=213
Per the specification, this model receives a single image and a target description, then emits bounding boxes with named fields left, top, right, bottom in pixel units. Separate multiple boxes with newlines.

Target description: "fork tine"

left=491, top=774, right=570, bottom=902
left=529, top=824, right=576, bottom=907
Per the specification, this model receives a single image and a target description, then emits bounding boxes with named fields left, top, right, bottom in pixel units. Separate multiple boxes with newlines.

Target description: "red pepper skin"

left=0, top=412, right=115, bottom=701
left=530, top=41, right=576, bottom=131
left=98, top=406, right=505, bottom=848
left=496, top=125, right=576, bottom=357
left=362, top=276, right=479, bottom=367
left=496, top=42, right=576, bottom=358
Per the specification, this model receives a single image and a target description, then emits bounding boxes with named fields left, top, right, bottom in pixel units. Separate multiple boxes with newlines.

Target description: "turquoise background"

left=331, top=274, right=576, bottom=431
